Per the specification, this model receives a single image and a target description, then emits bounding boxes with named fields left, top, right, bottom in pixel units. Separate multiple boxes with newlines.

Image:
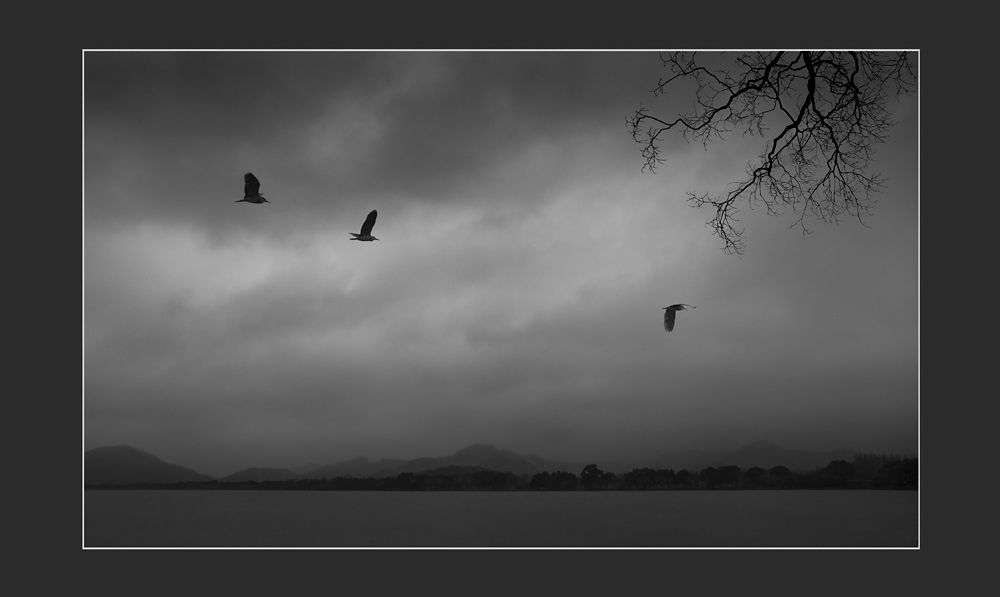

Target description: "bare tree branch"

left=627, top=51, right=916, bottom=255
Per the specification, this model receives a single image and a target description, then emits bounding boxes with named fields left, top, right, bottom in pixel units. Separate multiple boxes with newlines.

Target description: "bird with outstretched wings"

left=663, top=304, right=695, bottom=332
left=237, top=172, right=268, bottom=203
left=350, top=210, right=379, bottom=241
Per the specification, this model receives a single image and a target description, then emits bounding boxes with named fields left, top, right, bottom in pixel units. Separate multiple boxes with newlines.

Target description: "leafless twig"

left=628, top=51, right=916, bottom=255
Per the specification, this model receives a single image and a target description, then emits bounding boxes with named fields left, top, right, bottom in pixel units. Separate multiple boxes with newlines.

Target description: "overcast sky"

left=84, top=51, right=918, bottom=477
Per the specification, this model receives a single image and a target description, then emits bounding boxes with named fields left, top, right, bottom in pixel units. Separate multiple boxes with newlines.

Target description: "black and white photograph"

left=83, top=50, right=918, bottom=548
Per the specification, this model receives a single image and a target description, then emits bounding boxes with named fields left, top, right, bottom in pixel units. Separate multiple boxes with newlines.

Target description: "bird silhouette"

left=350, top=210, right=379, bottom=241
left=236, top=172, right=268, bottom=204
left=662, top=304, right=695, bottom=332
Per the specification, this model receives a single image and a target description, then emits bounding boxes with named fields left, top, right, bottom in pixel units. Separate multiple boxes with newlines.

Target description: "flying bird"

left=662, top=304, right=695, bottom=332
left=350, top=210, right=379, bottom=241
left=236, top=172, right=268, bottom=204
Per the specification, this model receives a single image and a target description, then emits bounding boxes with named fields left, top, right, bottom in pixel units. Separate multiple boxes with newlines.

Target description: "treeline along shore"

left=86, top=454, right=917, bottom=491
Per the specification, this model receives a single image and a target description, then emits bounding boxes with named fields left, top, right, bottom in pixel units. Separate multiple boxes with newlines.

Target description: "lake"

left=84, top=489, right=917, bottom=548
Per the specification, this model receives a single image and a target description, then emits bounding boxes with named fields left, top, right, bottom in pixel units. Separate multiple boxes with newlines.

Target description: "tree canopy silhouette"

left=628, top=51, right=916, bottom=255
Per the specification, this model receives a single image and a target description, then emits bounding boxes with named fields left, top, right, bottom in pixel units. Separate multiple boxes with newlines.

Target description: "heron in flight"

left=662, top=304, right=695, bottom=332
left=236, top=172, right=268, bottom=204
left=350, top=210, right=379, bottom=241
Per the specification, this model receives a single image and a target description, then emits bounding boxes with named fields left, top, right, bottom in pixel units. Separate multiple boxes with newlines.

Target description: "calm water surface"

left=84, top=490, right=917, bottom=547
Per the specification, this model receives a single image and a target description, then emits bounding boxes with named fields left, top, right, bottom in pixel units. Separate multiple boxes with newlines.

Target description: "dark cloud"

left=85, top=53, right=683, bottom=234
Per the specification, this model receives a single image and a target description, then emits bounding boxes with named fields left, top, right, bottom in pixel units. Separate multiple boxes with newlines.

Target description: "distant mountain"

left=86, top=445, right=214, bottom=485
left=649, top=441, right=856, bottom=472
left=85, top=441, right=860, bottom=486
left=303, top=456, right=408, bottom=479
left=307, top=444, right=587, bottom=479
left=366, top=444, right=542, bottom=478
left=420, top=465, right=492, bottom=476
left=219, top=467, right=300, bottom=483
left=522, top=454, right=590, bottom=475
left=289, top=462, right=324, bottom=475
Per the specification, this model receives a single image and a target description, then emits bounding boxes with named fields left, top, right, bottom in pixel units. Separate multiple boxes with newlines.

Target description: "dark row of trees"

left=87, top=454, right=916, bottom=491
left=530, top=457, right=914, bottom=491
left=852, top=452, right=913, bottom=479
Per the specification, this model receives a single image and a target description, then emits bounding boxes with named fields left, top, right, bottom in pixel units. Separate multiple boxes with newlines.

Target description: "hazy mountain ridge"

left=289, top=462, right=324, bottom=475
left=649, top=440, right=856, bottom=472
left=85, top=445, right=214, bottom=485
left=254, top=441, right=857, bottom=479
left=356, top=444, right=551, bottom=478
left=220, top=467, right=300, bottom=483
left=303, top=456, right=408, bottom=479
left=86, top=441, right=863, bottom=485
